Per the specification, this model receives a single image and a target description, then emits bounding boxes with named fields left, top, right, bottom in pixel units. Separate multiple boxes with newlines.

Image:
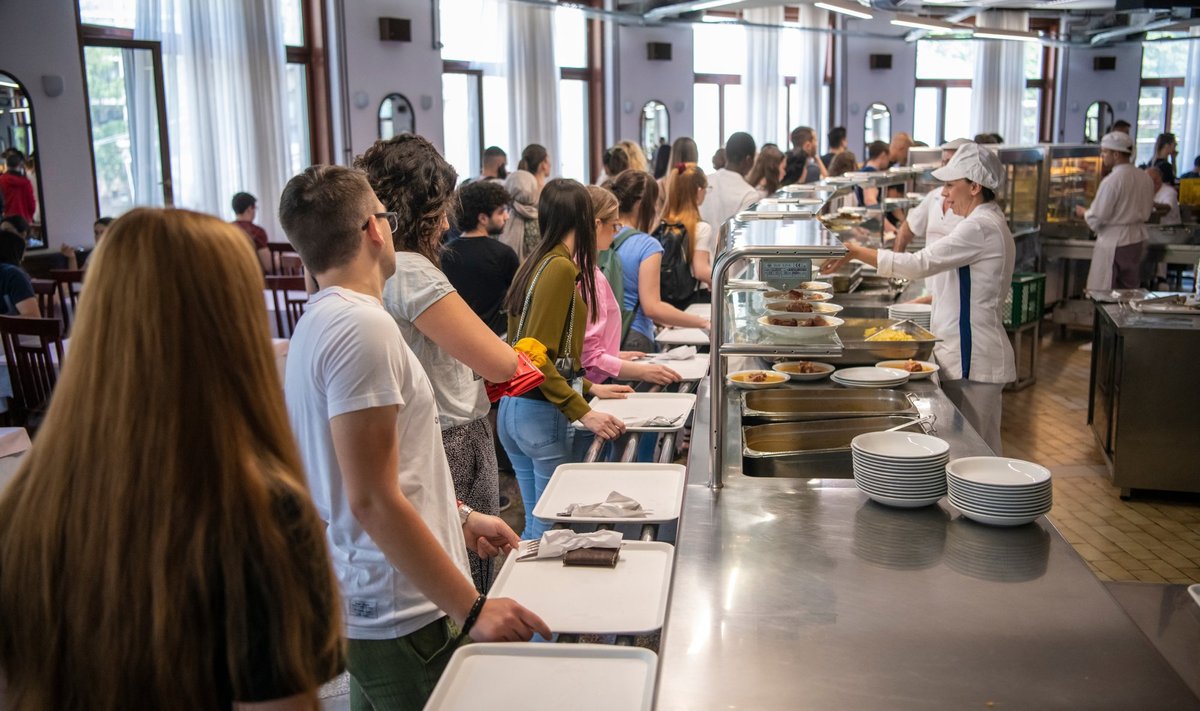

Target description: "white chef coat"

left=905, top=187, right=963, bottom=247
left=1083, top=163, right=1155, bottom=291
left=877, top=201, right=1016, bottom=384
left=1154, top=184, right=1181, bottom=226
left=700, top=169, right=759, bottom=232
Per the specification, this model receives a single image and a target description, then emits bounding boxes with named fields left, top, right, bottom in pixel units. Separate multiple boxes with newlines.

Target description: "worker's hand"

left=590, top=383, right=633, bottom=400
left=820, top=257, right=850, bottom=276
left=461, top=512, right=520, bottom=558
left=469, top=598, right=552, bottom=642
left=1074, top=205, right=1087, bottom=219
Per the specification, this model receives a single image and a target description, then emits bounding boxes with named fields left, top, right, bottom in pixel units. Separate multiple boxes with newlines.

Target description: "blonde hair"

left=0, top=209, right=343, bottom=709
left=662, top=165, right=707, bottom=256
left=586, top=184, right=619, bottom=223
left=619, top=139, right=649, bottom=173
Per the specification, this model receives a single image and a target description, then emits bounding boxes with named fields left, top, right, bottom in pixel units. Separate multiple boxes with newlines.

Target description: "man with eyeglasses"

left=279, top=165, right=548, bottom=710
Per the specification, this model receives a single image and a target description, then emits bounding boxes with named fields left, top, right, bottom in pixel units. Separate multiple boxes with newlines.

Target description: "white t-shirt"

left=700, top=169, right=759, bottom=231
left=285, top=286, right=470, bottom=640
left=1154, top=184, right=1181, bottom=226
left=383, top=252, right=490, bottom=429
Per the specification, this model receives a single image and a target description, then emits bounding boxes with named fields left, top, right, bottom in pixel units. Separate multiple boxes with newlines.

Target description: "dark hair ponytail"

left=518, top=144, right=548, bottom=173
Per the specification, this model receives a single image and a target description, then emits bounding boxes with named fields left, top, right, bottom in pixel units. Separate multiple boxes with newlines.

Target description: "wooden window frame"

left=285, top=0, right=332, bottom=165
left=441, top=62, right=487, bottom=176
left=693, top=73, right=741, bottom=146
left=1140, top=77, right=1185, bottom=137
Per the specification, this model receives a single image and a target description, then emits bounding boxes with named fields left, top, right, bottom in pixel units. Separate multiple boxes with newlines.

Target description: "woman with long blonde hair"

left=619, top=139, right=649, bottom=174
left=661, top=164, right=716, bottom=292
left=0, top=209, right=344, bottom=709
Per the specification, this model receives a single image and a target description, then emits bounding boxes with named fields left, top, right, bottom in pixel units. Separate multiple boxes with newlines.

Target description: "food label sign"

left=761, top=259, right=812, bottom=287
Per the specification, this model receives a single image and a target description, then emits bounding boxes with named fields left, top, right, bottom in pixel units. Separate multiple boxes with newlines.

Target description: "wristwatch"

left=457, top=502, right=475, bottom=526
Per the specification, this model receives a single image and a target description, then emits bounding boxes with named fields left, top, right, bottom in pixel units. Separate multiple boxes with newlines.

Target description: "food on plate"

left=768, top=315, right=830, bottom=328
left=731, top=371, right=784, bottom=384
left=864, top=326, right=915, bottom=341
left=777, top=300, right=814, bottom=313
left=900, top=360, right=927, bottom=373
left=778, top=361, right=825, bottom=374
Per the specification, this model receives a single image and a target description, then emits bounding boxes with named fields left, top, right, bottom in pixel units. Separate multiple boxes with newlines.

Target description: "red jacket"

left=0, top=172, right=36, bottom=222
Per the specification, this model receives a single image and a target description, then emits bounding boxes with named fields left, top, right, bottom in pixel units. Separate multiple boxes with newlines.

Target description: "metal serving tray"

left=742, top=416, right=923, bottom=478
left=741, top=388, right=919, bottom=424
left=823, top=317, right=940, bottom=365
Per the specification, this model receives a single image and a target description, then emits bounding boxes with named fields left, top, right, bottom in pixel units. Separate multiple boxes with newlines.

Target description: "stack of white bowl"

left=831, top=366, right=910, bottom=389
left=851, top=432, right=950, bottom=508
left=946, top=457, right=1052, bottom=527
left=888, top=303, right=932, bottom=330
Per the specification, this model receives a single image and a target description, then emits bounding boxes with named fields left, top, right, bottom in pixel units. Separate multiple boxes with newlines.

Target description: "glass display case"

left=906, top=147, right=943, bottom=195
left=1041, top=144, right=1102, bottom=239
left=989, top=146, right=1045, bottom=238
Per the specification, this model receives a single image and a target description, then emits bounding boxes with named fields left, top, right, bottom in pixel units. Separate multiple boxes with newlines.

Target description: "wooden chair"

left=30, top=279, right=57, bottom=321
left=265, top=275, right=307, bottom=338
left=0, top=315, right=65, bottom=430
left=48, top=269, right=84, bottom=334
left=267, top=243, right=303, bottom=275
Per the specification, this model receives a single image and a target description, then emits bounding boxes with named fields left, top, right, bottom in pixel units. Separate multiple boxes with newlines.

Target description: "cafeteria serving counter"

left=653, top=376, right=1200, bottom=709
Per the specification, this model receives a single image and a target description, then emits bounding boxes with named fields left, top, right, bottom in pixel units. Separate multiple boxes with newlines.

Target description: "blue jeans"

left=497, top=396, right=575, bottom=540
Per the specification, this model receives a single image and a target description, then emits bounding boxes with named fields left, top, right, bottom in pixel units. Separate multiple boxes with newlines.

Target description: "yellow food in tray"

left=864, top=327, right=915, bottom=342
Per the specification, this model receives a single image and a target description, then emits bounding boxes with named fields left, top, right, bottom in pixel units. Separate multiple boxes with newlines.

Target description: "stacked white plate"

left=851, top=432, right=950, bottom=508
left=888, top=303, right=932, bottom=330
left=831, top=366, right=910, bottom=389
left=946, top=457, right=1052, bottom=527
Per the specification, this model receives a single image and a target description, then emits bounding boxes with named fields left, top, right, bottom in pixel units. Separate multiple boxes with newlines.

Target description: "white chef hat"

left=931, top=142, right=1005, bottom=191
left=940, top=137, right=971, bottom=151
left=1100, top=131, right=1134, bottom=154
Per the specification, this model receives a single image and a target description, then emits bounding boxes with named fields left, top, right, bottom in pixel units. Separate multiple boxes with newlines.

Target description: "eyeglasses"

left=363, top=212, right=399, bottom=235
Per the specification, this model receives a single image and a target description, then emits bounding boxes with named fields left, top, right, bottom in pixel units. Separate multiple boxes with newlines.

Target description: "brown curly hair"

left=354, top=134, right=458, bottom=267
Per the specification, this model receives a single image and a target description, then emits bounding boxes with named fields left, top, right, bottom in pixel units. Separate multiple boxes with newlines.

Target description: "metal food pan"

left=824, top=317, right=940, bottom=365
left=742, top=416, right=924, bottom=478
left=742, top=388, right=919, bottom=424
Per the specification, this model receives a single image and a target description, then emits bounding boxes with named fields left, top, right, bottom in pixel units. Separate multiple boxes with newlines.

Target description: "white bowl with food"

left=763, top=289, right=834, bottom=302
left=876, top=359, right=940, bottom=380
left=765, top=300, right=843, bottom=318
left=795, top=280, right=833, bottom=292
left=726, top=369, right=789, bottom=389
left=838, top=206, right=868, bottom=217
left=772, top=361, right=835, bottom=381
left=758, top=314, right=843, bottom=342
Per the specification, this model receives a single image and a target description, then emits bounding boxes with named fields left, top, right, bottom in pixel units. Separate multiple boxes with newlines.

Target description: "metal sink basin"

left=742, top=416, right=927, bottom=478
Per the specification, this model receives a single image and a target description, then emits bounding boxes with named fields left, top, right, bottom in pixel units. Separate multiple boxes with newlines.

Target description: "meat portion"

left=768, top=315, right=830, bottom=328
left=781, top=301, right=814, bottom=313
left=745, top=372, right=768, bottom=383
left=783, top=361, right=821, bottom=374
left=901, top=360, right=925, bottom=373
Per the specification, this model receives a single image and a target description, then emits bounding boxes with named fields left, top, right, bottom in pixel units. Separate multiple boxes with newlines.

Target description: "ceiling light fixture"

left=814, top=0, right=873, bottom=21
left=890, top=13, right=968, bottom=34
left=974, top=27, right=1042, bottom=42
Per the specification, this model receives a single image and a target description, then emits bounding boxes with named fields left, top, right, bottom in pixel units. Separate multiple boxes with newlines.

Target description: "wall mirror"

left=378, top=93, right=415, bottom=140
left=0, top=72, right=46, bottom=249
left=640, top=100, right=669, bottom=168
left=1084, top=101, right=1114, bottom=144
left=864, top=102, right=891, bottom=147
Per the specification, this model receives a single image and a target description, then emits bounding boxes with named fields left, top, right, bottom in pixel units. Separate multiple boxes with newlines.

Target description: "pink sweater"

left=580, top=268, right=623, bottom=384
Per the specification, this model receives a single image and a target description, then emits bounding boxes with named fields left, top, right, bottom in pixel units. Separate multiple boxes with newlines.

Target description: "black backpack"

left=651, top=220, right=698, bottom=309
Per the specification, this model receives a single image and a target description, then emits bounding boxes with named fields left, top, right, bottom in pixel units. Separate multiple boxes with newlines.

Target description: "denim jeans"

left=497, top=396, right=576, bottom=540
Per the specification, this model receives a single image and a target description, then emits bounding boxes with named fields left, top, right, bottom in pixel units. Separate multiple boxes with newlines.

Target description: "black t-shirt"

left=442, top=235, right=520, bottom=336
left=0, top=263, right=34, bottom=315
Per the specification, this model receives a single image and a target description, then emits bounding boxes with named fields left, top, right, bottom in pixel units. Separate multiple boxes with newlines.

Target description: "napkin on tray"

left=521, top=529, right=624, bottom=561
left=559, top=491, right=648, bottom=518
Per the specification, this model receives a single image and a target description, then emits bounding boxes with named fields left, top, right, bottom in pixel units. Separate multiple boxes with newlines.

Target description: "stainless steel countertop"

left=654, top=377, right=1200, bottom=709
left=1101, top=302, right=1200, bottom=332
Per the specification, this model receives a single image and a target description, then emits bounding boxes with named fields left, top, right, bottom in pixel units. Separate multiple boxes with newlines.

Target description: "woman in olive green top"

left=498, top=179, right=630, bottom=539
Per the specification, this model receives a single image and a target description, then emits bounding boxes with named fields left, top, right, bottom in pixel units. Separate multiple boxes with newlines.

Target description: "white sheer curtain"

left=124, top=48, right=163, bottom=208
left=969, top=10, right=1029, bottom=144
left=1180, top=27, right=1200, bottom=171
left=786, top=5, right=829, bottom=144
left=744, top=7, right=783, bottom=147
left=136, top=0, right=291, bottom=239
left=506, top=2, right=559, bottom=174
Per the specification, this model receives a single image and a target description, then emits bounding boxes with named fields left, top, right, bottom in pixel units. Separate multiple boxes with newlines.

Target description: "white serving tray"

left=685, top=302, right=712, bottom=318
left=423, top=643, right=657, bottom=711
left=646, top=354, right=710, bottom=381
left=533, top=463, right=687, bottom=524
left=655, top=327, right=709, bottom=346
left=575, top=392, right=696, bottom=431
left=490, top=541, right=675, bottom=635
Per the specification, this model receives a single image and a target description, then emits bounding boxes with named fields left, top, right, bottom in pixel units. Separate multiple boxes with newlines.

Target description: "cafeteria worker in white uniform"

left=892, top=138, right=969, bottom=254
left=823, top=142, right=1015, bottom=454
left=1073, top=131, right=1155, bottom=292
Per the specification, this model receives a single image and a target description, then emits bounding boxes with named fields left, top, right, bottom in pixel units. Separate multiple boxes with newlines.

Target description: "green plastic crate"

left=1003, top=273, right=1045, bottom=329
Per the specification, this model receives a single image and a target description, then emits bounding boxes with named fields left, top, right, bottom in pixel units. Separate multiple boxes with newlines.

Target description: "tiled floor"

left=1002, top=331, right=1200, bottom=584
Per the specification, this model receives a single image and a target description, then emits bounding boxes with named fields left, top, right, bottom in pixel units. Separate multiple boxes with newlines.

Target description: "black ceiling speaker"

left=869, top=54, right=892, bottom=70
left=1093, top=56, right=1117, bottom=71
left=379, top=17, right=412, bottom=42
left=647, top=42, right=673, bottom=61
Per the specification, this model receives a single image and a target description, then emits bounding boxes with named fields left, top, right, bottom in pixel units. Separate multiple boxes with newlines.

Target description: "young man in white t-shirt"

left=278, top=165, right=549, bottom=710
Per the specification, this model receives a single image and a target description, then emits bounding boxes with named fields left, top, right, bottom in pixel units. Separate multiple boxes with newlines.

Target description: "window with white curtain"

left=555, top=7, right=589, bottom=182
left=79, top=0, right=134, bottom=28
left=914, top=40, right=976, bottom=147
left=693, top=22, right=747, bottom=165
left=1136, top=33, right=1189, bottom=167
